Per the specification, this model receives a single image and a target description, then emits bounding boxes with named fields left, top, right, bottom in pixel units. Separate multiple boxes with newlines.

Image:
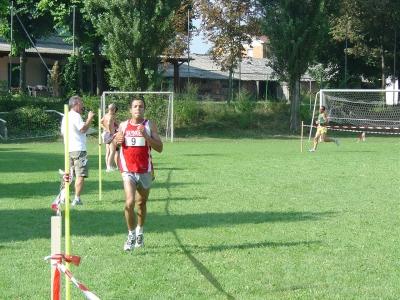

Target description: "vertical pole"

left=171, top=93, right=174, bottom=142
left=309, top=79, right=312, bottom=110
left=63, top=105, right=71, bottom=300
left=187, top=8, right=190, bottom=84
left=98, top=108, right=102, bottom=200
left=51, top=216, right=62, bottom=300
left=345, top=17, right=348, bottom=87
left=9, top=1, right=13, bottom=93
left=301, top=121, right=304, bottom=153
left=72, top=5, right=75, bottom=54
left=393, top=27, right=396, bottom=105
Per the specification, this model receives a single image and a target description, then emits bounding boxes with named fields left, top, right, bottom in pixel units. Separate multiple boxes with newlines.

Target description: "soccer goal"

left=100, top=91, right=174, bottom=142
left=312, top=89, right=400, bottom=128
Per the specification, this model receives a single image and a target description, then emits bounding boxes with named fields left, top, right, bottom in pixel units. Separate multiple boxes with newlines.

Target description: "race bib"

left=125, top=136, right=146, bottom=146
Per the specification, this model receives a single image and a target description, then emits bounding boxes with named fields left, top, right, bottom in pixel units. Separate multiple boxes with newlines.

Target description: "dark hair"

left=69, top=95, right=81, bottom=107
left=130, top=98, right=146, bottom=109
left=320, top=106, right=326, bottom=111
left=115, top=106, right=118, bottom=113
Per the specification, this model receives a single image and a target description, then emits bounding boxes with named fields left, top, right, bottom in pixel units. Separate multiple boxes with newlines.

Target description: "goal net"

left=314, top=89, right=400, bottom=127
left=100, top=91, right=174, bottom=142
left=0, top=109, right=63, bottom=141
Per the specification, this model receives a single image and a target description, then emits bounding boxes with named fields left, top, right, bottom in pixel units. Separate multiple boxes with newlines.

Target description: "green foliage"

left=234, top=87, right=256, bottom=115
left=14, top=106, right=50, bottom=124
left=174, top=100, right=293, bottom=138
left=3, top=106, right=60, bottom=138
left=174, top=83, right=204, bottom=127
left=0, top=93, right=65, bottom=112
left=259, top=0, right=327, bottom=130
left=47, top=61, right=59, bottom=96
left=196, top=0, right=260, bottom=102
left=80, top=94, right=101, bottom=126
left=143, top=94, right=169, bottom=129
left=233, top=88, right=256, bottom=129
left=60, top=55, right=81, bottom=97
left=0, top=82, right=13, bottom=111
left=86, top=0, right=182, bottom=91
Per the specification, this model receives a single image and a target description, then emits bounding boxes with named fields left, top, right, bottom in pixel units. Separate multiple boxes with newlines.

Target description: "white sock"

left=129, top=230, right=135, bottom=237
left=136, top=226, right=143, bottom=236
left=74, top=195, right=80, bottom=200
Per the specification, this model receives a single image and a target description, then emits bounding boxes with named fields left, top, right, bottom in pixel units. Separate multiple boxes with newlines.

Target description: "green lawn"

left=0, top=136, right=399, bottom=299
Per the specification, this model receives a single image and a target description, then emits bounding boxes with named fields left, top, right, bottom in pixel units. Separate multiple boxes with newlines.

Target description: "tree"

left=163, top=0, right=195, bottom=59
left=38, top=0, right=105, bottom=95
left=327, top=0, right=400, bottom=89
left=258, top=0, right=327, bottom=131
left=196, top=0, right=260, bottom=104
left=0, top=0, right=55, bottom=93
left=85, top=0, right=182, bottom=91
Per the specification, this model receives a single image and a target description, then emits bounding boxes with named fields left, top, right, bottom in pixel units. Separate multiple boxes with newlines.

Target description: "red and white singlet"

left=118, top=119, right=153, bottom=173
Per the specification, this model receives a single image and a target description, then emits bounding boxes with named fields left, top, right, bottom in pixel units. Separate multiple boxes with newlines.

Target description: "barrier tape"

left=323, top=125, right=400, bottom=130
left=44, top=254, right=100, bottom=300
left=51, top=169, right=73, bottom=216
left=304, top=125, right=400, bottom=135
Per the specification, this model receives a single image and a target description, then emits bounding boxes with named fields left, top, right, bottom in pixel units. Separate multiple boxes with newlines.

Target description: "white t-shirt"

left=61, top=110, right=86, bottom=152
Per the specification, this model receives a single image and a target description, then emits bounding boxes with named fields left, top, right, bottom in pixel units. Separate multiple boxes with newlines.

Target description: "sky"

left=190, top=32, right=210, bottom=54
left=189, top=19, right=211, bottom=55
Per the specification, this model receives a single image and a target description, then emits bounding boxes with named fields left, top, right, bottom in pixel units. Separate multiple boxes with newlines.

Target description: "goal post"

left=100, top=91, right=174, bottom=142
left=308, top=89, right=400, bottom=140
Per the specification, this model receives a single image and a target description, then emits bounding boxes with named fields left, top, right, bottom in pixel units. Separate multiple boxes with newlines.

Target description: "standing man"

left=113, top=98, right=163, bottom=251
left=309, top=106, right=339, bottom=152
left=101, top=103, right=118, bottom=171
left=61, top=95, right=95, bottom=205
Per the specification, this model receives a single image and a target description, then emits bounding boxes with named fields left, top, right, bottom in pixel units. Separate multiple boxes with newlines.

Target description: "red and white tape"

left=304, top=125, right=400, bottom=135
left=51, top=169, right=73, bottom=216
left=45, top=254, right=100, bottom=300
left=325, top=125, right=400, bottom=130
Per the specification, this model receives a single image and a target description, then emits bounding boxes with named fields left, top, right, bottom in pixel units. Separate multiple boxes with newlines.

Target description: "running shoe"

left=71, top=198, right=83, bottom=206
left=124, top=234, right=135, bottom=251
left=135, top=234, right=144, bottom=248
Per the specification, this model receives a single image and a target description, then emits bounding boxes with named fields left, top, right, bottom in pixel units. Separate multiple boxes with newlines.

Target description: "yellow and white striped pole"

left=98, top=108, right=102, bottom=200
left=301, top=121, right=304, bottom=153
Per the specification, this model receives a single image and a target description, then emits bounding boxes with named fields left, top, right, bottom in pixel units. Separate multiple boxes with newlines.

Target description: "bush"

left=174, top=83, right=204, bottom=127
left=143, top=94, right=169, bottom=128
left=234, top=88, right=257, bottom=129
left=4, top=106, right=60, bottom=138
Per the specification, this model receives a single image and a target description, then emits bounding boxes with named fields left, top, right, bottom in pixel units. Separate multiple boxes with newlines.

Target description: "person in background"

left=309, top=106, right=339, bottom=152
left=61, top=95, right=95, bottom=205
left=113, top=98, right=163, bottom=250
left=101, top=103, right=118, bottom=171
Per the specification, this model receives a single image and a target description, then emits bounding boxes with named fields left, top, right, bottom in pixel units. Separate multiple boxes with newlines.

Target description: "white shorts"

left=122, top=171, right=152, bottom=189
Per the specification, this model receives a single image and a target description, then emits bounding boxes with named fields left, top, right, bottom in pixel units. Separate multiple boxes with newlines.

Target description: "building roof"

left=164, top=54, right=277, bottom=81
left=0, top=36, right=72, bottom=55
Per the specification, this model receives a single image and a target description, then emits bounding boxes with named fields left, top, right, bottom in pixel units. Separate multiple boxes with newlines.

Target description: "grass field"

left=0, top=135, right=399, bottom=299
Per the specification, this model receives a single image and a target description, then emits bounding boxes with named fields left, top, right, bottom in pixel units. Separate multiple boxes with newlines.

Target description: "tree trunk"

left=19, top=50, right=27, bottom=95
left=381, top=36, right=386, bottom=90
left=289, top=79, right=300, bottom=131
left=228, top=68, right=232, bottom=105
left=93, top=42, right=103, bottom=96
left=74, top=13, right=83, bottom=92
